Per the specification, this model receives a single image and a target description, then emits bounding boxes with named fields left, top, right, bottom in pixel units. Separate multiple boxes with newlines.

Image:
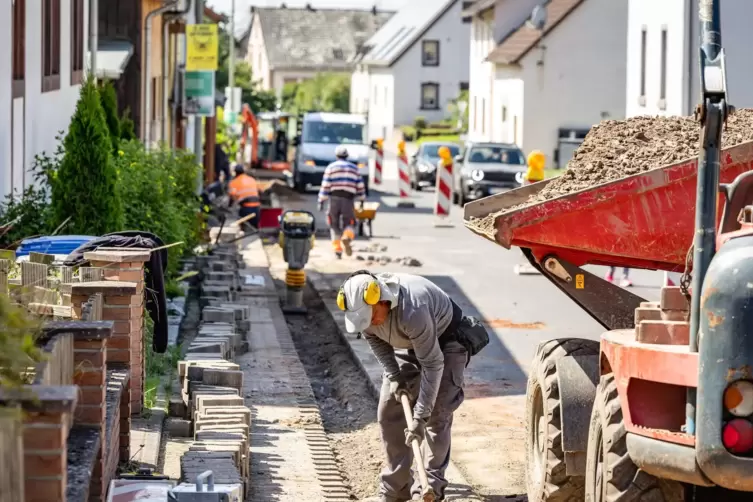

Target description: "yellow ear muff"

left=336, top=288, right=347, bottom=311
left=363, top=280, right=381, bottom=305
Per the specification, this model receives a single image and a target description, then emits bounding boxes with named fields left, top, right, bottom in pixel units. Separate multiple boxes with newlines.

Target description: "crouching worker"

left=227, top=164, right=261, bottom=231
left=318, top=145, right=365, bottom=259
left=337, top=271, right=490, bottom=502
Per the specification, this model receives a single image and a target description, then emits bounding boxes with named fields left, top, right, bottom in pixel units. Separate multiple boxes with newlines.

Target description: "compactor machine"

left=465, top=1, right=753, bottom=499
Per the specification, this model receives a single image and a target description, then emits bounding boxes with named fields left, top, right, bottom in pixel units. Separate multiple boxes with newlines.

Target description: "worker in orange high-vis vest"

left=227, top=164, right=261, bottom=230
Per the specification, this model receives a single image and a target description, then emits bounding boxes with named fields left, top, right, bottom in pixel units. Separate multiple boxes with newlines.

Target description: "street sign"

left=183, top=71, right=215, bottom=117
left=186, top=24, right=219, bottom=71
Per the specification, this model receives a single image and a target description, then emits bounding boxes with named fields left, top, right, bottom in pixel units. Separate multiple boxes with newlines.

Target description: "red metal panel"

left=494, top=141, right=753, bottom=271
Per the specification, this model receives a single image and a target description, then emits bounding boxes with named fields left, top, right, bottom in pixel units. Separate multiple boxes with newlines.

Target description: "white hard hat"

left=335, top=145, right=349, bottom=158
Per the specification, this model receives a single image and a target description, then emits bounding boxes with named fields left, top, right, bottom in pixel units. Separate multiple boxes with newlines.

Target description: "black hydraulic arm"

left=687, top=0, right=730, bottom=435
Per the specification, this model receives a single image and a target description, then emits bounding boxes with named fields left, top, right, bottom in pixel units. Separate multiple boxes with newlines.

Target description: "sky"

left=207, top=0, right=407, bottom=36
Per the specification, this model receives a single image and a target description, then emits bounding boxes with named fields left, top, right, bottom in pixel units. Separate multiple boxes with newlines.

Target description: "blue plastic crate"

left=16, top=235, right=97, bottom=258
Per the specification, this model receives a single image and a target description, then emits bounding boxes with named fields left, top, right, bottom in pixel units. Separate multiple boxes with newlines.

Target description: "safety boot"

left=342, top=230, right=354, bottom=257
left=335, top=251, right=342, bottom=260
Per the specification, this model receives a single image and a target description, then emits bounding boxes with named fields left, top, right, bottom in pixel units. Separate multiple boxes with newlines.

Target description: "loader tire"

left=585, top=374, right=685, bottom=502
left=526, top=338, right=600, bottom=501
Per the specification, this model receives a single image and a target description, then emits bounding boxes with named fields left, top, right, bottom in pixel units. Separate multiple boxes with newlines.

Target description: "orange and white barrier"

left=435, top=147, right=453, bottom=223
left=397, top=141, right=411, bottom=198
left=374, top=139, right=383, bottom=185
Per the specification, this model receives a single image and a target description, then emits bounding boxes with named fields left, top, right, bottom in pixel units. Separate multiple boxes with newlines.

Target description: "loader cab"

left=289, top=112, right=370, bottom=194
left=255, top=111, right=293, bottom=171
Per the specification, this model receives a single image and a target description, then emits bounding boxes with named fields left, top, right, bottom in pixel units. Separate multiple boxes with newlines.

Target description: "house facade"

left=0, top=0, right=88, bottom=197
left=626, top=0, right=753, bottom=118
left=244, top=6, right=392, bottom=99
left=465, top=0, right=627, bottom=167
left=350, top=0, right=470, bottom=142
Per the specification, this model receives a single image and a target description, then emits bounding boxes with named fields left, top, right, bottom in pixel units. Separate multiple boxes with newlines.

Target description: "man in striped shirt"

left=318, top=145, right=366, bottom=258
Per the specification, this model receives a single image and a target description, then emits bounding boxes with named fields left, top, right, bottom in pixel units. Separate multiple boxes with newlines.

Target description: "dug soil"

left=280, top=282, right=384, bottom=500
left=468, top=108, right=753, bottom=235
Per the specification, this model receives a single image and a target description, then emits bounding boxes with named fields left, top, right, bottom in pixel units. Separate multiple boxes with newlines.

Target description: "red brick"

left=23, top=424, right=65, bottom=450
left=102, top=269, right=143, bottom=282
left=113, top=319, right=142, bottom=335
left=23, top=411, right=64, bottom=426
left=74, top=368, right=105, bottom=387
left=107, top=335, right=131, bottom=350
left=79, top=386, right=105, bottom=406
left=75, top=404, right=104, bottom=425
left=102, top=306, right=143, bottom=320
left=104, top=294, right=142, bottom=306
left=25, top=478, right=64, bottom=502
left=25, top=451, right=65, bottom=478
left=74, top=349, right=104, bottom=368
left=74, top=339, right=106, bottom=351
left=108, top=349, right=131, bottom=363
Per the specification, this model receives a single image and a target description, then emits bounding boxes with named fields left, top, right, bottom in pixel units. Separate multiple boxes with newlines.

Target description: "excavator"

left=239, top=104, right=293, bottom=173
left=465, top=0, right=753, bottom=499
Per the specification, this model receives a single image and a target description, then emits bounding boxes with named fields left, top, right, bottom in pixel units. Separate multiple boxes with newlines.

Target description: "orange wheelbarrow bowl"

left=355, top=202, right=380, bottom=221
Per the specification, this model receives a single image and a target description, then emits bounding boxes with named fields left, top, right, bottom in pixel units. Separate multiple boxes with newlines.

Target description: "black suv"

left=453, top=141, right=526, bottom=205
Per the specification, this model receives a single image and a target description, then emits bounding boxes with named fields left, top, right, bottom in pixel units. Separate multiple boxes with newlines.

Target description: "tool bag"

left=455, top=316, right=490, bottom=365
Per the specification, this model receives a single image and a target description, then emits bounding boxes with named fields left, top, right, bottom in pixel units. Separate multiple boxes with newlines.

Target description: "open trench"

left=274, top=279, right=384, bottom=500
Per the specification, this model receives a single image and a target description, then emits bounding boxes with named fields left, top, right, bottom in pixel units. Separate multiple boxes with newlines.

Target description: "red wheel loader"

left=464, top=1, right=753, bottom=499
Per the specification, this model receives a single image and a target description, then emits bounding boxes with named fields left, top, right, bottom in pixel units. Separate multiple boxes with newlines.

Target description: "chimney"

left=306, top=3, right=314, bottom=11
left=372, top=5, right=377, bottom=15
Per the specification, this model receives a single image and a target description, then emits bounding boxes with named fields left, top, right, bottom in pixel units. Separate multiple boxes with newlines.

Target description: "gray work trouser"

left=377, top=340, right=467, bottom=501
left=327, top=195, right=356, bottom=242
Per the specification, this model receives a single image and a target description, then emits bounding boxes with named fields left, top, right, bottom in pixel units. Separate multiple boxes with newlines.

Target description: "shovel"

left=397, top=391, right=436, bottom=502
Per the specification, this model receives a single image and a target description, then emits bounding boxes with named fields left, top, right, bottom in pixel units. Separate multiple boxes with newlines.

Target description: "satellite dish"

left=528, top=5, right=547, bottom=31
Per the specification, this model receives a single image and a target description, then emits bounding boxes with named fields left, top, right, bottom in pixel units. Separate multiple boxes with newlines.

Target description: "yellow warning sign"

left=186, top=24, right=219, bottom=71
left=575, top=274, right=585, bottom=289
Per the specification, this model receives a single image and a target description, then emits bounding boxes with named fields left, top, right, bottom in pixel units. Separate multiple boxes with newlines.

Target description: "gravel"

left=282, top=283, right=383, bottom=500
left=468, top=109, right=753, bottom=235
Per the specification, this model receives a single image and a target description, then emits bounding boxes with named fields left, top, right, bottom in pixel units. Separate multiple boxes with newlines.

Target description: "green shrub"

left=399, top=126, right=417, bottom=141
left=419, top=128, right=461, bottom=137
left=99, top=81, right=121, bottom=153
left=414, top=116, right=427, bottom=130
left=0, top=294, right=44, bottom=389
left=0, top=186, right=54, bottom=248
left=115, top=141, right=200, bottom=276
left=426, top=121, right=454, bottom=130
left=51, top=76, right=124, bottom=235
left=120, top=108, right=137, bottom=141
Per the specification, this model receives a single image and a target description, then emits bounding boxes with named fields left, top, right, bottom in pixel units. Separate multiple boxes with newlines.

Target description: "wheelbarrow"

left=355, top=201, right=380, bottom=237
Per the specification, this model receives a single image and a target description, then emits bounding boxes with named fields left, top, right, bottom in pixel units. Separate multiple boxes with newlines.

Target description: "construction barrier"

left=435, top=146, right=453, bottom=224
left=397, top=140, right=415, bottom=208
left=374, top=138, right=383, bottom=185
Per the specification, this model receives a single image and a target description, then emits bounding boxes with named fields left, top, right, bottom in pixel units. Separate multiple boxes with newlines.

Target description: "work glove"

left=404, top=417, right=426, bottom=446
left=388, top=378, right=409, bottom=402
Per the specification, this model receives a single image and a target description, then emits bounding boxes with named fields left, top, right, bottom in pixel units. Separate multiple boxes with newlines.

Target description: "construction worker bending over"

left=317, top=145, right=365, bottom=259
left=227, top=165, right=261, bottom=230
left=338, top=271, right=489, bottom=502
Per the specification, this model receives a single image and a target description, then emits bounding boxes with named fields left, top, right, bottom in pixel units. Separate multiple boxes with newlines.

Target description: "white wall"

left=468, top=9, right=495, bottom=140
left=246, top=14, right=271, bottom=90
left=492, top=67, right=523, bottom=145
left=350, top=66, right=370, bottom=114
left=389, top=0, right=470, bottom=128
left=625, top=0, right=689, bottom=117
left=365, top=68, right=395, bottom=141
left=0, top=0, right=86, bottom=198
left=518, top=0, right=628, bottom=167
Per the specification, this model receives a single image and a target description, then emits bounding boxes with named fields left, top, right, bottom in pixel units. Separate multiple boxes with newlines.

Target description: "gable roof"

left=461, top=0, right=497, bottom=22
left=252, top=6, right=393, bottom=71
left=357, top=0, right=459, bottom=67
left=486, top=0, right=585, bottom=65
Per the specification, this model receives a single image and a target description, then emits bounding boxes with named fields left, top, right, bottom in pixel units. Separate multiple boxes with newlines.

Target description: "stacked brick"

left=168, top=229, right=254, bottom=497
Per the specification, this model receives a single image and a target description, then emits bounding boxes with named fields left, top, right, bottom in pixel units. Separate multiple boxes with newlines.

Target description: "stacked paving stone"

left=169, top=231, right=255, bottom=498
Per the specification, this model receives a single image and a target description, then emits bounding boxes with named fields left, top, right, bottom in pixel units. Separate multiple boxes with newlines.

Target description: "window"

left=502, top=106, right=507, bottom=122
left=12, top=0, right=25, bottom=97
left=383, top=87, right=388, bottom=107
left=420, top=83, right=439, bottom=110
left=467, top=145, right=525, bottom=165
left=71, top=0, right=84, bottom=84
left=422, top=40, right=440, bottom=66
left=42, top=0, right=61, bottom=92
left=659, top=27, right=668, bottom=109
left=302, top=121, right=365, bottom=145
left=481, top=98, right=486, bottom=135
left=373, top=85, right=378, bottom=105
left=639, top=26, right=647, bottom=105
left=332, top=48, right=344, bottom=60
left=460, top=82, right=469, bottom=92
left=473, top=96, right=477, bottom=131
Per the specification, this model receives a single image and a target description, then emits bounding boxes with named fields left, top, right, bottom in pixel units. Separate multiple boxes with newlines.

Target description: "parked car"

left=409, top=141, right=460, bottom=191
left=453, top=142, right=526, bottom=206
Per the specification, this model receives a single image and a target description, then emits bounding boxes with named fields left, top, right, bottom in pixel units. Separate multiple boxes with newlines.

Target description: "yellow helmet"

left=438, top=146, right=451, bottom=160
left=527, top=150, right=545, bottom=171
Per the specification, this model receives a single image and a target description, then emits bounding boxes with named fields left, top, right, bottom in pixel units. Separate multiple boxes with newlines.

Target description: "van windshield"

left=303, top=121, right=365, bottom=145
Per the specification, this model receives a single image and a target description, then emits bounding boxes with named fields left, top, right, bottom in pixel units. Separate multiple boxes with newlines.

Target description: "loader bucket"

left=464, top=141, right=753, bottom=272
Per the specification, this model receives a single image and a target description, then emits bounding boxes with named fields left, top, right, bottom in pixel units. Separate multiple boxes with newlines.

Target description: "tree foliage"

left=282, top=73, right=350, bottom=113
left=99, top=80, right=121, bottom=153
left=50, top=76, right=124, bottom=235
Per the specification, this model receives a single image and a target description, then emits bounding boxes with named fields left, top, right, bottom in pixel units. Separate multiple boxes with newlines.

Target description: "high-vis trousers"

left=327, top=196, right=356, bottom=253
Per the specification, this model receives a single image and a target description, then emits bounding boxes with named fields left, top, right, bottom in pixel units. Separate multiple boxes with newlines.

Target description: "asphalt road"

left=277, top=156, right=672, bottom=496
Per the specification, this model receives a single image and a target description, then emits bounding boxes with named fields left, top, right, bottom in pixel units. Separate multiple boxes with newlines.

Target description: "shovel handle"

left=399, top=393, right=434, bottom=501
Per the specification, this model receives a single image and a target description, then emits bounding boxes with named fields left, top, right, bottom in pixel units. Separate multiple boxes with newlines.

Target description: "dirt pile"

left=467, top=109, right=753, bottom=236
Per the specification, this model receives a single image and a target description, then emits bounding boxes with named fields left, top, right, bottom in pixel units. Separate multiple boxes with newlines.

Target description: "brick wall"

left=85, top=249, right=150, bottom=415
